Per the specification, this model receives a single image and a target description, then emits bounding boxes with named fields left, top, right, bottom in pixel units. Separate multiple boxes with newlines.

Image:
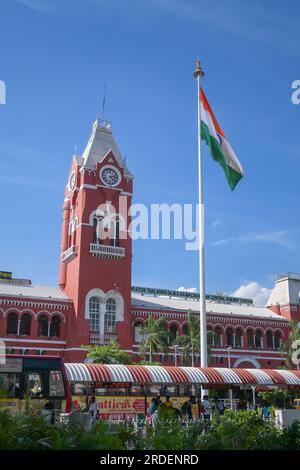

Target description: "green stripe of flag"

left=201, top=121, right=243, bottom=191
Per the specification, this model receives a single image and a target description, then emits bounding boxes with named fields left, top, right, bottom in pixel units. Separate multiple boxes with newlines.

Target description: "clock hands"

left=104, top=169, right=117, bottom=184
left=101, top=166, right=120, bottom=187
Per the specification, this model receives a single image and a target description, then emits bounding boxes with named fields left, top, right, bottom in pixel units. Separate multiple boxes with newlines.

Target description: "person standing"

left=181, top=397, right=194, bottom=421
left=202, top=395, right=212, bottom=420
left=215, top=399, right=225, bottom=416
left=164, top=396, right=173, bottom=409
left=88, top=396, right=99, bottom=423
left=262, top=403, right=270, bottom=421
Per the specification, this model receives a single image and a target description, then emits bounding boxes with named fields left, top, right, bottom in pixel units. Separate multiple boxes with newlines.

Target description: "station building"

left=0, top=119, right=297, bottom=368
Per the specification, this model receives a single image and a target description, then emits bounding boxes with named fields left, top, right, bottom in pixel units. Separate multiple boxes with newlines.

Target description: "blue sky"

left=1, top=0, right=300, bottom=306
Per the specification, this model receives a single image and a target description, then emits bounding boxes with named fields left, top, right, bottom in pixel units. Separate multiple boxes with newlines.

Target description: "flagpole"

left=193, top=59, right=207, bottom=370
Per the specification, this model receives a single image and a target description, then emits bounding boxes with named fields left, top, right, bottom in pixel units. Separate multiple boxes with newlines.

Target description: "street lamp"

left=227, top=346, right=232, bottom=368
left=174, top=344, right=178, bottom=367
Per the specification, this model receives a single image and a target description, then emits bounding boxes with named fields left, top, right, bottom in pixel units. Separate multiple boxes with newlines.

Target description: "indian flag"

left=200, top=88, right=244, bottom=190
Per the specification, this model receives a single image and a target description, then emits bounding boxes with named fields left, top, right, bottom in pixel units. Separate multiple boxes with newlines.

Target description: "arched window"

left=274, top=331, right=281, bottom=350
left=235, top=328, right=243, bottom=348
left=50, top=316, right=61, bottom=338
left=134, top=321, right=144, bottom=343
left=207, top=326, right=213, bottom=346
left=19, top=314, right=31, bottom=336
left=93, top=216, right=104, bottom=245
left=266, top=331, right=273, bottom=349
left=38, top=315, right=49, bottom=337
left=93, top=217, right=98, bottom=244
left=73, top=218, right=77, bottom=246
left=255, top=330, right=262, bottom=349
left=7, top=312, right=18, bottom=335
left=110, top=219, right=120, bottom=247
left=105, top=298, right=116, bottom=333
left=182, top=323, right=188, bottom=336
left=115, top=220, right=120, bottom=246
left=226, top=328, right=234, bottom=347
left=214, top=327, right=222, bottom=346
left=169, top=323, right=178, bottom=342
left=247, top=329, right=254, bottom=348
left=89, top=297, right=100, bottom=331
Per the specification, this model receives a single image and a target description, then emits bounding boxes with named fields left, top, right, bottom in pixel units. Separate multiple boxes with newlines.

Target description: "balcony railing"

left=89, top=331, right=117, bottom=345
left=62, top=245, right=78, bottom=263
left=89, top=243, right=125, bottom=260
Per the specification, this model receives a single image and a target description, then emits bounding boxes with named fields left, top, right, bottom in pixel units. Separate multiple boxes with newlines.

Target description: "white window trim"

left=85, top=289, right=124, bottom=339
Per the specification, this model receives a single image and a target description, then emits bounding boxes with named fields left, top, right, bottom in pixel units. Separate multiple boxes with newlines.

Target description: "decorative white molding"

left=0, top=337, right=66, bottom=344
left=0, top=298, right=71, bottom=310
left=84, top=288, right=105, bottom=320
left=62, top=245, right=78, bottom=263
left=232, top=356, right=261, bottom=369
left=89, top=243, right=125, bottom=259
left=85, top=288, right=124, bottom=344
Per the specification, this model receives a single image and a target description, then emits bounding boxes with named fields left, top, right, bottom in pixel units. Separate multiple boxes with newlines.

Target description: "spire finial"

left=101, top=82, right=107, bottom=120
left=193, top=58, right=205, bottom=79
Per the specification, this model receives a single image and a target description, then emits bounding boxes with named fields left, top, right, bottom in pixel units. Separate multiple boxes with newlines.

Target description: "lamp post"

left=227, top=346, right=232, bottom=369
left=174, top=344, right=178, bottom=367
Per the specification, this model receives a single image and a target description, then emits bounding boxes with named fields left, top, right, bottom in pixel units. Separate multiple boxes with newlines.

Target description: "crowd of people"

left=146, top=395, right=226, bottom=426
left=68, top=395, right=271, bottom=427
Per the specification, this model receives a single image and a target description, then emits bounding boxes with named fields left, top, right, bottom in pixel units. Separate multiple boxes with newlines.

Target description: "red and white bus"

left=0, top=355, right=72, bottom=414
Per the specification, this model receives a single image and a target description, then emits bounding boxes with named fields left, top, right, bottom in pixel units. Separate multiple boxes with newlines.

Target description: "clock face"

left=69, top=172, right=76, bottom=191
left=100, top=165, right=121, bottom=187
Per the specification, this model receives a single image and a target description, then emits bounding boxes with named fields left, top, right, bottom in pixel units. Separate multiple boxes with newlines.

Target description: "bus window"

left=94, top=387, right=129, bottom=396
left=131, top=385, right=143, bottom=395
left=72, top=383, right=90, bottom=396
left=49, top=370, right=65, bottom=397
left=161, top=385, right=177, bottom=396
left=0, top=373, right=20, bottom=398
left=26, top=372, right=45, bottom=398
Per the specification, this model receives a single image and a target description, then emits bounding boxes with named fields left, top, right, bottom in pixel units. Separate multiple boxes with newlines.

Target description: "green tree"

left=138, top=317, right=169, bottom=362
left=176, top=311, right=200, bottom=366
left=82, top=340, right=132, bottom=364
left=199, top=410, right=280, bottom=450
left=258, top=389, right=290, bottom=409
left=280, top=320, right=300, bottom=369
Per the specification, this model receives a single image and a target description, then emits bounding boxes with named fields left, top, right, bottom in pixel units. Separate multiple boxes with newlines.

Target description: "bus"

left=2, top=359, right=300, bottom=420
left=64, top=363, right=300, bottom=420
left=0, top=355, right=72, bottom=414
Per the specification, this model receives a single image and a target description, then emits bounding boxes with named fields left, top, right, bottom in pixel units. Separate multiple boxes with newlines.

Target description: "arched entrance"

left=233, top=356, right=261, bottom=369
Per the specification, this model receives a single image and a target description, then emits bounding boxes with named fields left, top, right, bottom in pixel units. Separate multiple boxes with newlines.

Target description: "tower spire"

left=101, top=82, right=107, bottom=120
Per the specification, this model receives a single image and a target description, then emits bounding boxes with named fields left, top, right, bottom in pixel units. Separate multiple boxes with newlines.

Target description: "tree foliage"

left=2, top=407, right=300, bottom=450
left=280, top=320, right=300, bottom=369
left=138, top=317, right=169, bottom=362
left=82, top=340, right=132, bottom=364
left=176, top=311, right=200, bottom=366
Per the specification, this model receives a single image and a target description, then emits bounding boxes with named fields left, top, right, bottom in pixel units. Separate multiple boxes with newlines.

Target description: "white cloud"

left=177, top=286, right=197, bottom=293
left=211, top=218, right=223, bottom=229
left=16, top=0, right=56, bottom=14
left=14, top=0, right=300, bottom=54
left=232, top=282, right=272, bottom=307
left=151, top=0, right=299, bottom=52
left=213, top=230, right=298, bottom=250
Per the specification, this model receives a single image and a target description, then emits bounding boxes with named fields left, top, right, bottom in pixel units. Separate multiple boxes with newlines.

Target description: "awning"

left=65, top=363, right=92, bottom=382
left=64, top=364, right=300, bottom=387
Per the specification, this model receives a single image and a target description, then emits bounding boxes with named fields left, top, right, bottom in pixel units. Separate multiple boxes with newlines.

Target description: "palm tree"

left=175, top=310, right=213, bottom=367
left=280, top=320, right=300, bottom=369
left=176, top=311, right=200, bottom=367
left=138, top=317, right=169, bottom=362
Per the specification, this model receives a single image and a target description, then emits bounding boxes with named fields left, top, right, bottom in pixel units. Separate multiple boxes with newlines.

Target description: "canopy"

left=64, top=364, right=300, bottom=387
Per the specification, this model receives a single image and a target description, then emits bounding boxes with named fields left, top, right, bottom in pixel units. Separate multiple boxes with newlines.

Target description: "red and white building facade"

left=0, top=119, right=298, bottom=368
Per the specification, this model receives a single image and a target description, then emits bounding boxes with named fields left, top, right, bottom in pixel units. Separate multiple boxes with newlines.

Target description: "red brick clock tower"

left=59, top=119, right=133, bottom=361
